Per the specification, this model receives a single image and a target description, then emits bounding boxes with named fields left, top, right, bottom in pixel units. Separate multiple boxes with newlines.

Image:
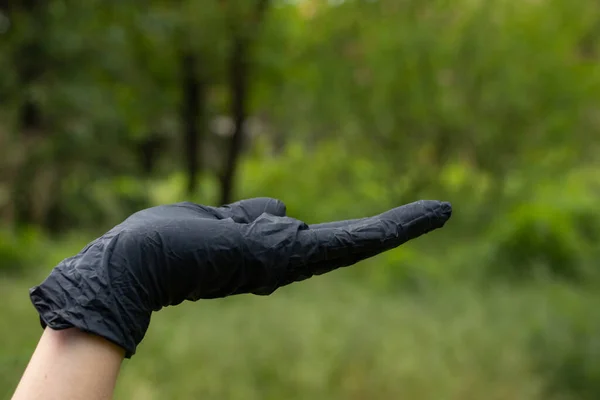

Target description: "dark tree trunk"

left=138, top=133, right=164, bottom=177
left=10, top=2, right=47, bottom=227
left=181, top=51, right=205, bottom=196
left=220, top=38, right=248, bottom=205
left=219, top=0, right=270, bottom=205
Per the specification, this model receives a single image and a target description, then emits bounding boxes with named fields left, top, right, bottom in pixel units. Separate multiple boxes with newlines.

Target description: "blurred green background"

left=2, top=0, right=600, bottom=398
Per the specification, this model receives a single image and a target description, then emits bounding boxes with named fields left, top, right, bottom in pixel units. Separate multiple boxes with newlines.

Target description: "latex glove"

left=30, top=198, right=452, bottom=357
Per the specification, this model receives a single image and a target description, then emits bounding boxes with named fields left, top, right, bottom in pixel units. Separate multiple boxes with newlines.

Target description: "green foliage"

left=529, top=287, right=600, bottom=400
left=492, top=203, right=589, bottom=281
left=58, top=176, right=153, bottom=231
left=238, top=140, right=395, bottom=223
left=489, top=168, right=600, bottom=282
left=0, top=228, right=45, bottom=274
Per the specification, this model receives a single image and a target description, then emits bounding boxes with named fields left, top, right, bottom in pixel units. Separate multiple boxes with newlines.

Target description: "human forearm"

left=12, top=328, right=124, bottom=400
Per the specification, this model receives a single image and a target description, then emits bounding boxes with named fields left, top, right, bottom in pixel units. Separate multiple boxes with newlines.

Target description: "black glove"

left=29, top=198, right=452, bottom=357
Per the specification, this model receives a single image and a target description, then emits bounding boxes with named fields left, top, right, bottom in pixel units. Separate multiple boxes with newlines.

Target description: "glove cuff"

left=29, top=265, right=149, bottom=358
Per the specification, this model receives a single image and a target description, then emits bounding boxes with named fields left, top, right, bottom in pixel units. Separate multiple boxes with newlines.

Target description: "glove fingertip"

left=266, top=198, right=287, bottom=217
left=433, top=200, right=452, bottom=226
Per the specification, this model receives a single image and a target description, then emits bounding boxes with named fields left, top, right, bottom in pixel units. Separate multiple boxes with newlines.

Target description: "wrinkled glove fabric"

left=29, top=198, right=452, bottom=357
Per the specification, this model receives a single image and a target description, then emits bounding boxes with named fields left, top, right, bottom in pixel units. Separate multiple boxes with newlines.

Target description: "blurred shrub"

left=0, top=227, right=45, bottom=275
left=238, top=140, right=396, bottom=224
left=491, top=202, right=588, bottom=281
left=529, top=288, right=600, bottom=400
left=57, top=175, right=152, bottom=232
left=488, top=168, right=600, bottom=282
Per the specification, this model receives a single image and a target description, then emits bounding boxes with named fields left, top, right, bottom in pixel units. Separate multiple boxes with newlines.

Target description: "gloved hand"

left=30, top=198, right=452, bottom=357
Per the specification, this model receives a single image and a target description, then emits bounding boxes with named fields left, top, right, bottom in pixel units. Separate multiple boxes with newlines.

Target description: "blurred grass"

left=2, top=234, right=599, bottom=400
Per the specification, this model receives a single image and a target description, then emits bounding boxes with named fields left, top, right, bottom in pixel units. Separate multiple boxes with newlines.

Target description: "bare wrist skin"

left=12, top=328, right=124, bottom=400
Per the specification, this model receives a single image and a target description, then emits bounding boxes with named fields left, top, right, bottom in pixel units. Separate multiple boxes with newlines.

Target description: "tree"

left=219, top=0, right=271, bottom=205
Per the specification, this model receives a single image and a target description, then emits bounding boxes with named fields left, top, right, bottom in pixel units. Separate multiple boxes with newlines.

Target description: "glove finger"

left=281, top=200, right=451, bottom=285
left=217, top=197, right=287, bottom=223
left=241, top=200, right=450, bottom=294
left=309, top=217, right=370, bottom=230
